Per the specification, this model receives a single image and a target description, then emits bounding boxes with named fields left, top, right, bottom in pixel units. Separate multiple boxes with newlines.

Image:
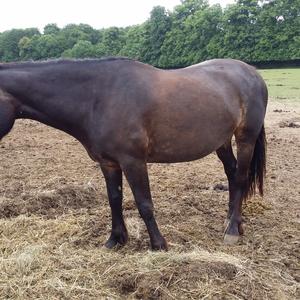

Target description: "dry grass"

left=0, top=202, right=299, bottom=299
left=0, top=214, right=265, bottom=299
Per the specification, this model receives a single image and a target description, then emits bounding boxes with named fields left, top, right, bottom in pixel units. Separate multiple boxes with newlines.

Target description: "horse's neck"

left=1, top=69, right=86, bottom=140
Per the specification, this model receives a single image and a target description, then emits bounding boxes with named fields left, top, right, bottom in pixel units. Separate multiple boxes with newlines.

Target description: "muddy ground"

left=0, top=100, right=299, bottom=299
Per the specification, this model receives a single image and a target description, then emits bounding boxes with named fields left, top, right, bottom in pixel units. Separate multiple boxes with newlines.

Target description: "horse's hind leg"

left=100, top=161, right=128, bottom=248
left=223, top=138, right=256, bottom=244
left=216, top=139, right=237, bottom=224
left=121, top=157, right=167, bottom=250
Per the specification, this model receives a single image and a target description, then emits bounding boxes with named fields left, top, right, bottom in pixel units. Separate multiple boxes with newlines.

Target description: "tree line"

left=0, top=0, right=299, bottom=68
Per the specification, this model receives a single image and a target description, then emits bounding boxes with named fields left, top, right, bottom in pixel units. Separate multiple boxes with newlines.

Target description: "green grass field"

left=259, top=68, right=300, bottom=101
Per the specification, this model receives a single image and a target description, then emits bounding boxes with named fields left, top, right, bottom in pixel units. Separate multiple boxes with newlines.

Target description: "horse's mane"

left=0, top=57, right=135, bottom=70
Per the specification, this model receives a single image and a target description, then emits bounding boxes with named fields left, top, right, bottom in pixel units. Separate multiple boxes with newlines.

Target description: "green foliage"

left=161, top=1, right=225, bottom=68
left=140, top=6, right=171, bottom=66
left=0, top=0, right=299, bottom=65
left=0, top=28, right=40, bottom=61
left=19, top=34, right=64, bottom=60
left=119, top=25, right=146, bottom=59
left=173, top=0, right=209, bottom=22
left=58, top=24, right=94, bottom=50
left=100, top=27, right=126, bottom=56
left=43, top=23, right=60, bottom=35
left=63, top=40, right=95, bottom=58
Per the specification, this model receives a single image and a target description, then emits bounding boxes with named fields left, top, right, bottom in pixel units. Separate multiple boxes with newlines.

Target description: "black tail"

left=247, top=125, right=267, bottom=198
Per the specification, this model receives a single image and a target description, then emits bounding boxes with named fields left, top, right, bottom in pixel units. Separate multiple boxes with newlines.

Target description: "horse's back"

left=179, top=59, right=268, bottom=109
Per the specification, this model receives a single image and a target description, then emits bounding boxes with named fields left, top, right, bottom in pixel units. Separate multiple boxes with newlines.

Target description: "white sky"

left=0, top=0, right=235, bottom=33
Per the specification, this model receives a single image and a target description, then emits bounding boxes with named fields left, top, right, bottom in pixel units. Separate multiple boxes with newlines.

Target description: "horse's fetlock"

left=110, top=226, right=128, bottom=245
left=112, top=224, right=127, bottom=236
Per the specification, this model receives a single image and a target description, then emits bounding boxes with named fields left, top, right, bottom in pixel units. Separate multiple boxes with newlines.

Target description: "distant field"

left=259, top=68, right=300, bottom=100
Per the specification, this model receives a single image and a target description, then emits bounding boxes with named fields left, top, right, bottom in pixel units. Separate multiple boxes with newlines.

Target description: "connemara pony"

left=0, top=58, right=267, bottom=250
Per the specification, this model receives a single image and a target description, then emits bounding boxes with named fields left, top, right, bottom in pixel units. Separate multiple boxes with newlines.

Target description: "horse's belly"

left=147, top=147, right=214, bottom=163
left=147, top=129, right=232, bottom=163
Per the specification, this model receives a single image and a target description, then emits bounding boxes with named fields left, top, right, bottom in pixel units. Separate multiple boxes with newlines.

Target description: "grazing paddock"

left=0, top=68, right=299, bottom=299
left=259, top=68, right=300, bottom=100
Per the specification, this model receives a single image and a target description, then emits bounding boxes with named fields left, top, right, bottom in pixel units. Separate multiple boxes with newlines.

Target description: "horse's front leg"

left=216, top=142, right=237, bottom=226
left=100, top=161, right=128, bottom=248
left=121, top=157, right=168, bottom=251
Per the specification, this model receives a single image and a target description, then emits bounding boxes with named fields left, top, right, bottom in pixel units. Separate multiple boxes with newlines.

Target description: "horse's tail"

left=247, top=125, right=267, bottom=198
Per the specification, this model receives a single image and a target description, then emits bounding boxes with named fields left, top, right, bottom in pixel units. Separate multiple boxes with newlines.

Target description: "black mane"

left=0, top=57, right=134, bottom=70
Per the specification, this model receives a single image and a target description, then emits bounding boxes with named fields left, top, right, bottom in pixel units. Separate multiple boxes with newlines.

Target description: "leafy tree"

left=1, top=0, right=300, bottom=64
left=94, top=43, right=107, bottom=58
left=63, top=40, right=95, bottom=58
left=221, top=0, right=261, bottom=61
left=102, top=27, right=126, bottom=55
left=255, top=0, right=300, bottom=60
left=91, top=27, right=126, bottom=58
left=35, top=34, right=63, bottom=59
left=0, top=28, right=40, bottom=61
left=159, top=27, right=190, bottom=67
left=58, top=24, right=95, bottom=50
left=18, top=36, right=33, bottom=59
left=43, top=23, right=60, bottom=35
left=173, top=0, right=209, bottom=22
left=159, top=0, right=213, bottom=67
left=76, top=24, right=101, bottom=44
left=119, top=25, right=146, bottom=60
left=140, top=6, right=171, bottom=66
left=178, top=4, right=223, bottom=63
left=19, top=34, right=63, bottom=60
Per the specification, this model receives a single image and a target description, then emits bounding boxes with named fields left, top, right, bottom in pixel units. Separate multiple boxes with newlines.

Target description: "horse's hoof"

left=223, top=234, right=239, bottom=245
left=224, top=220, right=244, bottom=235
left=104, top=238, right=118, bottom=249
left=151, top=238, right=168, bottom=251
left=104, top=232, right=128, bottom=249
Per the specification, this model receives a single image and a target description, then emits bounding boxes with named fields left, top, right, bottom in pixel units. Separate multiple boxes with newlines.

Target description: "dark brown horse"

left=0, top=58, right=267, bottom=250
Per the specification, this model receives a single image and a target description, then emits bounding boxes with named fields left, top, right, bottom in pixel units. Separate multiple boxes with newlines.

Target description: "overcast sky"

left=0, top=0, right=235, bottom=33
